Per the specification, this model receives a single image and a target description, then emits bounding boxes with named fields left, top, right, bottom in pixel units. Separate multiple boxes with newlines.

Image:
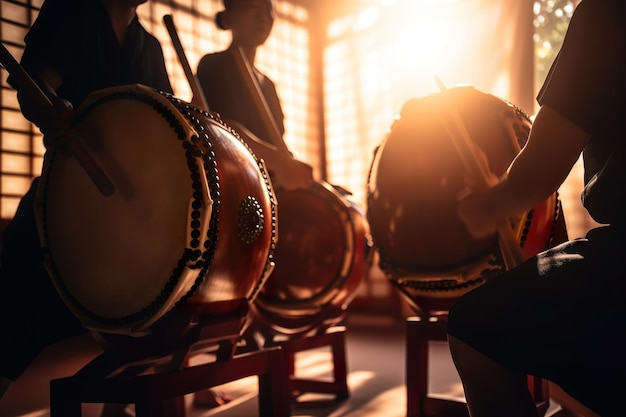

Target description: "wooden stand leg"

left=258, top=347, right=291, bottom=417
left=406, top=316, right=468, bottom=417
left=406, top=317, right=428, bottom=417
left=406, top=316, right=549, bottom=417
left=330, top=328, right=349, bottom=400
left=269, top=325, right=349, bottom=401
left=50, top=384, right=82, bottom=417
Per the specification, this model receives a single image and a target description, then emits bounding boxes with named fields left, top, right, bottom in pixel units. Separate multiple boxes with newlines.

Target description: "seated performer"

left=0, top=0, right=172, bottom=400
left=193, top=0, right=315, bottom=406
left=196, top=0, right=313, bottom=191
left=447, top=1, right=625, bottom=416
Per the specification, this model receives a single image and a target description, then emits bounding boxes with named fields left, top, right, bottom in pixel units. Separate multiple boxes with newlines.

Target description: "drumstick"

left=0, top=42, right=115, bottom=196
left=230, top=46, right=291, bottom=153
left=162, top=14, right=210, bottom=112
left=435, top=75, right=525, bottom=269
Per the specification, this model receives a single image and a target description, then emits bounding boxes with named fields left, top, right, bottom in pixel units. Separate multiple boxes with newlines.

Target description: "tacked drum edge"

left=36, top=85, right=218, bottom=335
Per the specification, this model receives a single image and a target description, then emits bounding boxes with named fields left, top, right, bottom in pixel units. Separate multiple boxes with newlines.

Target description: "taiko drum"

left=250, top=181, right=371, bottom=336
left=36, top=84, right=277, bottom=340
left=367, top=86, right=566, bottom=312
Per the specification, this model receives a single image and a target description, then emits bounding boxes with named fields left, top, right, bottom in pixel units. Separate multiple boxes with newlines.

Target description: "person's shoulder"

left=571, top=0, right=626, bottom=37
left=260, top=71, right=277, bottom=89
left=38, top=0, right=93, bottom=16
left=199, top=50, right=230, bottom=63
left=575, top=0, right=626, bottom=19
left=198, top=50, right=232, bottom=71
left=143, top=30, right=164, bottom=49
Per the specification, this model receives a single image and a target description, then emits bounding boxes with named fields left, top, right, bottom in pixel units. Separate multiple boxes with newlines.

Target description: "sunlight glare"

left=376, top=0, right=472, bottom=93
left=352, top=7, right=380, bottom=32
left=346, top=369, right=377, bottom=388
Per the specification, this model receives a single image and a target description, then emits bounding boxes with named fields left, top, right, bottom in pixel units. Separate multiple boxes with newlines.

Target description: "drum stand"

left=272, top=325, right=349, bottom=402
left=49, top=302, right=291, bottom=417
left=404, top=301, right=550, bottom=417
left=240, top=313, right=350, bottom=405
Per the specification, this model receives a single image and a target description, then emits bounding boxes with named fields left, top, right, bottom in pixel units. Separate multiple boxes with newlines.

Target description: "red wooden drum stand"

left=49, top=303, right=291, bottom=417
left=238, top=182, right=371, bottom=403
left=240, top=311, right=350, bottom=404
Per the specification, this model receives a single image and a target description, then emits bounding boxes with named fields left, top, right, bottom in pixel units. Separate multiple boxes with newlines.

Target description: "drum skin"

left=35, top=84, right=276, bottom=337
left=367, top=86, right=564, bottom=310
left=250, top=181, right=371, bottom=336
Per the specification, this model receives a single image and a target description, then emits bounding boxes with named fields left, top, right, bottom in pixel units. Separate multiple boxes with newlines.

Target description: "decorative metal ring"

left=237, top=196, right=264, bottom=244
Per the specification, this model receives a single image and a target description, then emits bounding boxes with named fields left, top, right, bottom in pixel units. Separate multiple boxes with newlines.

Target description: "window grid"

left=0, top=0, right=316, bottom=220
left=1, top=0, right=41, bottom=219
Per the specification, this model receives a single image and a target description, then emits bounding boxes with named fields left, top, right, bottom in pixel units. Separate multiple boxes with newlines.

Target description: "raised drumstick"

left=435, top=75, right=525, bottom=269
left=163, top=14, right=210, bottom=112
left=230, top=46, right=291, bottom=153
left=0, top=42, right=114, bottom=196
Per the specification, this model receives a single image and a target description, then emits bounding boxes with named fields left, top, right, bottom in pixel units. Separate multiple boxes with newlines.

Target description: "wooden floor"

left=0, top=313, right=571, bottom=417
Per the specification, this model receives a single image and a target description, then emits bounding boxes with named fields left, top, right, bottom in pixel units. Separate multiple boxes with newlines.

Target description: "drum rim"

left=254, top=180, right=357, bottom=312
left=365, top=85, right=561, bottom=301
left=36, top=85, right=221, bottom=335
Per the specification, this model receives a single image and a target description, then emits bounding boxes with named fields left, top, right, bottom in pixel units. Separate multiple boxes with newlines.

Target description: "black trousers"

left=0, top=177, right=85, bottom=380
left=447, top=226, right=626, bottom=417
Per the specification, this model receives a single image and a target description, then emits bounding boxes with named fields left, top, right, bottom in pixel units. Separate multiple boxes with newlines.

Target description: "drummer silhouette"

left=191, top=0, right=297, bottom=408
left=196, top=0, right=314, bottom=192
left=448, top=1, right=626, bottom=416
left=0, top=0, right=172, bottom=401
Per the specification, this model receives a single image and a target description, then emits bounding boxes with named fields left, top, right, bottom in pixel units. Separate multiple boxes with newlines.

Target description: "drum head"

left=260, top=182, right=352, bottom=306
left=368, top=86, right=528, bottom=272
left=252, top=181, right=369, bottom=335
left=367, top=85, right=562, bottom=306
left=37, top=88, right=209, bottom=333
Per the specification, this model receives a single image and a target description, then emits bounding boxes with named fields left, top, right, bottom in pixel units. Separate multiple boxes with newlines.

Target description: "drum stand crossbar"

left=49, top=309, right=291, bottom=417
left=275, top=326, right=349, bottom=402
left=241, top=324, right=350, bottom=404
left=406, top=314, right=550, bottom=417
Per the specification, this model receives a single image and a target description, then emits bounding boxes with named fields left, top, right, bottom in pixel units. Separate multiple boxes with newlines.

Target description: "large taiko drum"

left=35, top=84, right=276, bottom=337
left=367, top=86, right=565, bottom=311
left=249, top=181, right=371, bottom=336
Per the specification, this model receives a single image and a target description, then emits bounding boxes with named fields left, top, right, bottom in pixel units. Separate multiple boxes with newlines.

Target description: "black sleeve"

left=537, top=0, right=626, bottom=137
left=143, top=34, right=173, bottom=94
left=20, top=0, right=82, bottom=75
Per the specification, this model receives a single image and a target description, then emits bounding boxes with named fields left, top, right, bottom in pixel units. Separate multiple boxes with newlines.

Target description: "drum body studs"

left=238, top=196, right=264, bottom=244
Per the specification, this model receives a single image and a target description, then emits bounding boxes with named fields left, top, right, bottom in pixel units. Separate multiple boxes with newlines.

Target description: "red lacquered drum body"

left=367, top=86, right=565, bottom=312
left=35, top=85, right=276, bottom=337
left=250, top=181, right=371, bottom=336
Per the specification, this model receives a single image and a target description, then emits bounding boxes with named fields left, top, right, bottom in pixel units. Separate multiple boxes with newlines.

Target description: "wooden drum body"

left=367, top=86, right=564, bottom=312
left=35, top=84, right=276, bottom=337
left=250, top=181, right=371, bottom=336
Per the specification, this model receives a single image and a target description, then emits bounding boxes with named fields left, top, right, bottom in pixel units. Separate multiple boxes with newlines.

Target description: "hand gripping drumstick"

left=435, top=75, right=525, bottom=269
left=163, top=15, right=210, bottom=112
left=0, top=42, right=114, bottom=196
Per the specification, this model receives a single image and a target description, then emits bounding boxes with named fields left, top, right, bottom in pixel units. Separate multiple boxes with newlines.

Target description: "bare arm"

left=458, top=105, right=590, bottom=239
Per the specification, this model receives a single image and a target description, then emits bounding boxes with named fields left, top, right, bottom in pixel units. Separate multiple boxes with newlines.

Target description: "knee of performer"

left=1, top=376, right=11, bottom=398
left=446, top=296, right=474, bottom=338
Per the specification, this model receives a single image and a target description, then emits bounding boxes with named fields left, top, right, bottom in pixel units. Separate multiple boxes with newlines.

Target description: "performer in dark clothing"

left=198, top=50, right=285, bottom=144
left=0, top=0, right=172, bottom=398
left=193, top=0, right=312, bottom=407
left=447, top=1, right=626, bottom=416
left=196, top=0, right=313, bottom=191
